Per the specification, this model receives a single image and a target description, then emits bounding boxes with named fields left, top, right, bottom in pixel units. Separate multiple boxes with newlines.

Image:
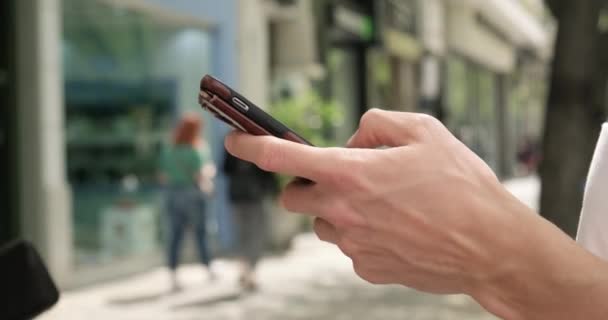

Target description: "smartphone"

left=199, top=75, right=312, bottom=146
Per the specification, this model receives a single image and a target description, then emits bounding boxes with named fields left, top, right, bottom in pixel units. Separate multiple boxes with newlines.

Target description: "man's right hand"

left=225, top=109, right=608, bottom=320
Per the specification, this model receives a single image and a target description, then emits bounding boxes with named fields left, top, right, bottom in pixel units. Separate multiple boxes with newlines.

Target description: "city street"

left=4, top=2, right=559, bottom=319
left=3, top=0, right=601, bottom=318
left=39, top=177, right=539, bottom=320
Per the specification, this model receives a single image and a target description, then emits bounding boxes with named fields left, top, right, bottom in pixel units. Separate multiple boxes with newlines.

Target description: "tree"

left=539, top=0, right=608, bottom=237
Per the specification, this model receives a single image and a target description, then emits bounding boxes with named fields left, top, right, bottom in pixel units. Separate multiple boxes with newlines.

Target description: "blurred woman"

left=160, top=114, right=215, bottom=292
left=223, top=151, right=279, bottom=291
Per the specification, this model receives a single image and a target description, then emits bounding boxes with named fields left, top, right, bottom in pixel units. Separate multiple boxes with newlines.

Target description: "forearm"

left=470, top=198, right=608, bottom=320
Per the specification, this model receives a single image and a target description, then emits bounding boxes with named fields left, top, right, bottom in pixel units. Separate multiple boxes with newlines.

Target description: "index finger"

left=224, top=131, right=332, bottom=181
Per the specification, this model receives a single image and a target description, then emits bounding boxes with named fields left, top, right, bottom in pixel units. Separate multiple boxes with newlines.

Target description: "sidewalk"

left=39, top=177, right=539, bottom=320
left=40, top=235, right=496, bottom=320
left=503, top=175, right=540, bottom=211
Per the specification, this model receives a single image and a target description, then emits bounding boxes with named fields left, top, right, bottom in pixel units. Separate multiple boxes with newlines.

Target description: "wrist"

left=469, top=203, right=608, bottom=320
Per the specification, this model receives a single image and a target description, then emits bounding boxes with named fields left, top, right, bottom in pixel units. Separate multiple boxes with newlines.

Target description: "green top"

left=160, top=144, right=210, bottom=187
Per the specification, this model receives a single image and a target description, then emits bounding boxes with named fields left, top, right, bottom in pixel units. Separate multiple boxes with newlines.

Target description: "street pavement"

left=503, top=175, right=540, bottom=211
left=38, top=176, right=539, bottom=320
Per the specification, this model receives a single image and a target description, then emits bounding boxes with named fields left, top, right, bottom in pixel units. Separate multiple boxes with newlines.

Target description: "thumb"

left=346, top=109, right=420, bottom=148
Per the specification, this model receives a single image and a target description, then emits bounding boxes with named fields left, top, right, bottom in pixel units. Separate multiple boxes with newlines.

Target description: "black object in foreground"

left=0, top=240, right=60, bottom=320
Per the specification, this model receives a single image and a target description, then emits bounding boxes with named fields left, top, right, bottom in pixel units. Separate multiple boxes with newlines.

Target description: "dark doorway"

left=0, top=0, right=18, bottom=245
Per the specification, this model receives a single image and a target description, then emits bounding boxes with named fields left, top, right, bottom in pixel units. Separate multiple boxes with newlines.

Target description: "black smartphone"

left=199, top=74, right=312, bottom=146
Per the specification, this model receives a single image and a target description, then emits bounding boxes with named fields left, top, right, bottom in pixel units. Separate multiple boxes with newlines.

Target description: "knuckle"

left=331, top=208, right=366, bottom=230
left=415, top=114, right=441, bottom=131
left=352, top=260, right=371, bottom=279
left=313, top=218, right=333, bottom=242
left=312, top=218, right=324, bottom=234
left=322, top=199, right=345, bottom=218
left=365, top=274, right=385, bottom=285
left=352, top=261, right=385, bottom=285
left=481, top=166, right=500, bottom=183
left=331, top=168, right=358, bottom=189
left=360, top=108, right=385, bottom=128
left=407, top=114, right=440, bottom=140
left=324, top=201, right=353, bottom=228
left=328, top=167, right=351, bottom=187
left=328, top=149, right=367, bottom=189
left=337, top=238, right=360, bottom=257
left=417, top=113, right=438, bottom=125
left=279, top=190, right=297, bottom=212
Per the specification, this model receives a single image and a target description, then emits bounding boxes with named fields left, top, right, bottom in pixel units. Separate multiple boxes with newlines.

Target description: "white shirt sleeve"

left=577, top=123, right=608, bottom=259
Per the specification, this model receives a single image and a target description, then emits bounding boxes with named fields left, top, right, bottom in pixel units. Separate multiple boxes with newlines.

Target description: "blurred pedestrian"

left=516, top=137, right=540, bottom=174
left=223, top=152, right=279, bottom=291
left=160, top=114, right=216, bottom=292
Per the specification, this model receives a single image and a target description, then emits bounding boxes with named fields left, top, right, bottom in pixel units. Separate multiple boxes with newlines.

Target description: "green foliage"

left=269, top=90, right=343, bottom=186
left=269, top=90, right=343, bottom=147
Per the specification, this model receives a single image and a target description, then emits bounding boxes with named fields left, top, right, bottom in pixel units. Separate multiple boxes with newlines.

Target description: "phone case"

left=199, top=90, right=270, bottom=136
left=199, top=75, right=312, bottom=146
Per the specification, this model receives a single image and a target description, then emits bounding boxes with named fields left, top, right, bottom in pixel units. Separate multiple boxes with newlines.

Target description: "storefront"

left=323, top=0, right=377, bottom=143
left=442, top=0, right=549, bottom=177
left=442, top=31, right=510, bottom=173
left=444, top=56, right=502, bottom=171
left=322, top=0, right=423, bottom=143
left=13, top=0, right=240, bottom=288
left=63, top=0, right=216, bottom=269
left=370, top=0, right=421, bottom=112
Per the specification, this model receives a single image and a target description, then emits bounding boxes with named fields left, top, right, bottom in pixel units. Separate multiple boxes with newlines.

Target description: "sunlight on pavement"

left=40, top=234, right=498, bottom=320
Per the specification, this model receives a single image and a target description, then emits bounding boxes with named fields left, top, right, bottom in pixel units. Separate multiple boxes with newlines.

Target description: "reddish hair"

left=173, top=113, right=203, bottom=146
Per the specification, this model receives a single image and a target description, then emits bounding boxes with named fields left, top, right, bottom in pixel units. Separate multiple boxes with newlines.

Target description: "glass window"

left=62, top=0, right=212, bottom=267
left=477, top=68, right=498, bottom=169
left=328, top=48, right=361, bottom=144
left=445, top=57, right=470, bottom=133
left=445, top=56, right=499, bottom=170
left=366, top=48, right=392, bottom=110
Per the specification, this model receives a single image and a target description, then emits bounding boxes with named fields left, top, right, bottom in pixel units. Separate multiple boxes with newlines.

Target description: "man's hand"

left=225, top=109, right=608, bottom=320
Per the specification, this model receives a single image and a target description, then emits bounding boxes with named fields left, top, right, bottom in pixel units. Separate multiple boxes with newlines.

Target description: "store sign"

left=334, top=5, right=374, bottom=42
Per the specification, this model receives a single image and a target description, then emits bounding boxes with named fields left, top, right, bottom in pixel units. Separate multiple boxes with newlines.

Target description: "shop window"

left=477, top=69, right=499, bottom=169
left=445, top=57, right=469, bottom=132
left=367, top=48, right=392, bottom=109
left=445, top=56, right=499, bottom=170
left=62, top=0, right=212, bottom=267
left=328, top=48, right=361, bottom=144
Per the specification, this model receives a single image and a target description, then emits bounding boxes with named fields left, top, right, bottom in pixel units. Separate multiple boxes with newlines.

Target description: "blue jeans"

left=165, top=186, right=211, bottom=270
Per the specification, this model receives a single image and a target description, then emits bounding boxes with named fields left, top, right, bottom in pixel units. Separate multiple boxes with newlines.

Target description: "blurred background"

left=0, top=0, right=606, bottom=319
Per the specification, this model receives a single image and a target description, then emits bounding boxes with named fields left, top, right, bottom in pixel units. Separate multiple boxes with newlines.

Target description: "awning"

left=446, top=2, right=517, bottom=73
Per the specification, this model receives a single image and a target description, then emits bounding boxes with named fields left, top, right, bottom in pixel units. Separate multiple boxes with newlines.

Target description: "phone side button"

left=232, top=97, right=249, bottom=112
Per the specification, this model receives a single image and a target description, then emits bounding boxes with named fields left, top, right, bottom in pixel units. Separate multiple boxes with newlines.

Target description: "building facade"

left=1, top=0, right=552, bottom=289
left=438, top=0, right=551, bottom=176
left=314, top=0, right=551, bottom=175
left=3, top=0, right=322, bottom=289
